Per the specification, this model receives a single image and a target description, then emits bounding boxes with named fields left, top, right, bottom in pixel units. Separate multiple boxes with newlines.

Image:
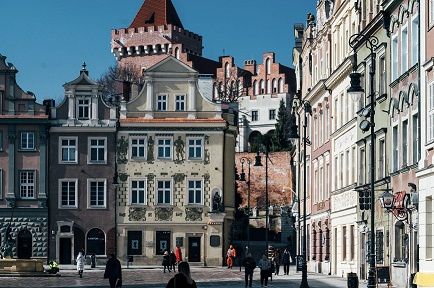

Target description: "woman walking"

left=273, top=249, right=281, bottom=276
left=258, top=254, right=271, bottom=287
left=282, top=248, right=290, bottom=275
left=169, top=250, right=176, bottom=272
left=104, top=254, right=122, bottom=288
left=76, top=250, right=85, bottom=278
left=162, top=250, right=171, bottom=273
left=166, top=261, right=197, bottom=288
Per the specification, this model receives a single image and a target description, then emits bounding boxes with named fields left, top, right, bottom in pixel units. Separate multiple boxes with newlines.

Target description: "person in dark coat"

left=273, top=249, right=281, bottom=275
left=169, top=250, right=176, bottom=272
left=166, top=261, right=197, bottom=288
left=242, top=253, right=256, bottom=287
left=162, top=250, right=171, bottom=273
left=282, top=248, right=291, bottom=275
left=104, top=254, right=122, bottom=288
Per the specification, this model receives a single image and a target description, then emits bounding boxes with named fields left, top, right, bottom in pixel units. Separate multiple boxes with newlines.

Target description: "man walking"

left=104, top=254, right=122, bottom=288
left=242, top=253, right=256, bottom=287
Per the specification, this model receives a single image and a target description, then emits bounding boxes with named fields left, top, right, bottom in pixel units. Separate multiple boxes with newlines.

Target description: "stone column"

left=145, top=80, right=154, bottom=119
left=91, top=89, right=99, bottom=124
left=188, top=79, right=197, bottom=119
left=67, top=90, right=75, bottom=121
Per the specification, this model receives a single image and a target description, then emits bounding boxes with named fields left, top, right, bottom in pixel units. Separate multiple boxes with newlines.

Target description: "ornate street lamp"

left=288, top=96, right=312, bottom=288
left=347, top=33, right=379, bottom=288
left=239, top=157, right=252, bottom=252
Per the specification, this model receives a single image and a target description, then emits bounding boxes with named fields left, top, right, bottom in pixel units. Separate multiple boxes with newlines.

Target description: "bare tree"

left=214, top=69, right=247, bottom=103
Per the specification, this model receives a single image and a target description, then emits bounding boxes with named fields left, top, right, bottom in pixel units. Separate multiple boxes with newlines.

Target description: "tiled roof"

left=129, top=0, right=183, bottom=29
left=121, top=117, right=226, bottom=124
left=0, top=114, right=48, bottom=119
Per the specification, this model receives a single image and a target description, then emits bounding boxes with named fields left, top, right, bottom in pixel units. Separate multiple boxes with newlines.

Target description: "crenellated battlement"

left=111, top=24, right=203, bottom=60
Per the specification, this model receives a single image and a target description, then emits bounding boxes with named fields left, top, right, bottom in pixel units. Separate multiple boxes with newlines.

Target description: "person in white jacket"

left=76, top=250, right=85, bottom=278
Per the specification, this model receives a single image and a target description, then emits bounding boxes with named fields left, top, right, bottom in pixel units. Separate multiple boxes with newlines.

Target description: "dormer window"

left=157, top=95, right=168, bottom=111
left=77, top=98, right=90, bottom=119
left=175, top=95, right=185, bottom=111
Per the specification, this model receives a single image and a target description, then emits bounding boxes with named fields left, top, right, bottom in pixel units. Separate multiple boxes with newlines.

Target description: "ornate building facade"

left=48, top=65, right=117, bottom=264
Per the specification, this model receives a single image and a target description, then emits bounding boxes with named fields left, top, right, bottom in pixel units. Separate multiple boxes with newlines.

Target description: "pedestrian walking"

left=76, top=250, right=85, bottom=278
left=175, top=245, right=183, bottom=263
left=242, top=253, right=256, bottom=288
left=104, top=254, right=122, bottom=288
left=162, top=250, right=171, bottom=273
left=166, top=261, right=197, bottom=288
left=226, top=245, right=236, bottom=269
left=282, top=248, right=290, bottom=275
left=273, top=249, right=281, bottom=275
left=169, top=250, right=176, bottom=272
left=257, top=254, right=271, bottom=287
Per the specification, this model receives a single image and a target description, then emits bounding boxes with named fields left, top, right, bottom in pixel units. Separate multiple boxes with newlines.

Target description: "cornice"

left=324, top=57, right=352, bottom=88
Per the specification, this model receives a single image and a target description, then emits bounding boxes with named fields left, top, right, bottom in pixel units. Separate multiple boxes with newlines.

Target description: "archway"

left=17, top=229, right=32, bottom=259
left=86, top=228, right=105, bottom=256
left=248, top=131, right=263, bottom=153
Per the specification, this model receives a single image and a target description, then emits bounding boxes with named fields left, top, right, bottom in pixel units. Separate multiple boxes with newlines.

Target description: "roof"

left=129, top=0, right=184, bottom=29
left=121, top=118, right=226, bottom=124
left=63, top=64, right=99, bottom=87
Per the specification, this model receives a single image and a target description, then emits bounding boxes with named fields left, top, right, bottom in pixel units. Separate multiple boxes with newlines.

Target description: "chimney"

left=43, top=99, right=55, bottom=116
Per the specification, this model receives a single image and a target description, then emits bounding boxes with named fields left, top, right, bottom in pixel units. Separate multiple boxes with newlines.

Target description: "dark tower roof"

left=129, top=0, right=184, bottom=29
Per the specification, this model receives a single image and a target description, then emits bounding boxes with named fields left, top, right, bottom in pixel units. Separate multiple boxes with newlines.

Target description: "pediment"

left=146, top=56, right=198, bottom=74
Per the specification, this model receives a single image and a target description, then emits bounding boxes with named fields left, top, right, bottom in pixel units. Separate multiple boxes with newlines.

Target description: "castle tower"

left=111, top=0, right=205, bottom=72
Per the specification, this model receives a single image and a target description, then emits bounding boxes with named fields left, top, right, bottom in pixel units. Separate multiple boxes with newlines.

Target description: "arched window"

left=278, top=78, right=284, bottom=93
left=86, top=228, right=105, bottom=255
left=174, top=47, right=180, bottom=59
left=260, top=80, right=265, bottom=94
left=265, top=58, right=271, bottom=75
left=225, top=62, right=230, bottom=78
left=272, top=79, right=277, bottom=93
left=267, top=79, right=271, bottom=94
left=253, top=80, right=258, bottom=95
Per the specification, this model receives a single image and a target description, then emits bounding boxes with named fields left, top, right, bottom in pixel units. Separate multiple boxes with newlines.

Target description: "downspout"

left=416, top=0, right=421, bottom=274
left=222, top=118, right=228, bottom=266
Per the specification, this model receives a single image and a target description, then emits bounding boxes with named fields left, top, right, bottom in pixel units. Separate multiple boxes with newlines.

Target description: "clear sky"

left=0, top=0, right=316, bottom=103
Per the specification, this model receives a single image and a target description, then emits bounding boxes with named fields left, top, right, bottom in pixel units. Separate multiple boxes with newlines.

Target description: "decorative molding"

left=173, top=173, right=186, bottom=183
left=185, top=207, right=203, bottom=221
left=147, top=173, right=155, bottom=182
left=204, top=149, right=210, bottom=165
left=155, top=207, right=173, bottom=221
left=117, top=136, right=128, bottom=164
left=119, top=173, right=128, bottom=182
left=129, top=207, right=147, bottom=221
left=147, top=136, right=155, bottom=163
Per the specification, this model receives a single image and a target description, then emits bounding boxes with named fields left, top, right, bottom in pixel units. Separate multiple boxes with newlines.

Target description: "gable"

left=146, top=56, right=198, bottom=74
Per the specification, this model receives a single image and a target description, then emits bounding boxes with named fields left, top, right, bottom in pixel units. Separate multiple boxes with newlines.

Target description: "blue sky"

left=0, top=0, right=315, bottom=103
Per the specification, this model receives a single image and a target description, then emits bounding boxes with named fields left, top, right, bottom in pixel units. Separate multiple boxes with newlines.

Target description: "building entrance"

left=188, top=237, right=201, bottom=262
left=59, top=238, right=72, bottom=264
left=17, top=229, right=32, bottom=259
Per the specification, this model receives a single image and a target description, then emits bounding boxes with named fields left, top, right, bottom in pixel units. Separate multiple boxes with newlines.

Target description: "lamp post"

left=347, top=33, right=379, bottom=288
left=239, top=157, right=252, bottom=253
left=254, top=143, right=270, bottom=255
left=288, top=98, right=312, bottom=288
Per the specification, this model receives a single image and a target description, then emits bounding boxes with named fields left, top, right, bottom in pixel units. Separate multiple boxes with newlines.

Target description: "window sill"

left=185, top=204, right=204, bottom=208
left=87, top=206, right=107, bottom=210
left=87, top=161, right=107, bottom=165
left=130, top=158, right=147, bottom=162
left=59, top=161, right=78, bottom=165
left=392, top=261, right=407, bottom=268
left=18, top=149, right=37, bottom=152
left=59, top=206, right=78, bottom=210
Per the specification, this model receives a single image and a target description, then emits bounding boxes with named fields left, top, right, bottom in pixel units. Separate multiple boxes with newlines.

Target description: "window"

left=401, top=26, right=408, bottom=73
left=0, top=130, right=3, bottom=151
left=350, top=225, right=355, bottom=261
left=342, top=226, right=347, bottom=261
left=411, top=16, right=419, bottom=66
left=127, top=231, right=143, bottom=255
left=0, top=169, right=3, bottom=199
left=157, top=138, right=172, bottom=159
left=345, top=150, right=350, bottom=186
left=253, top=81, right=258, bottom=95
left=278, top=78, right=284, bottom=93
left=156, top=231, right=171, bottom=255
left=393, top=125, right=399, bottom=171
left=131, top=137, right=146, bottom=159
left=394, top=221, right=407, bottom=261
left=88, top=179, right=106, bottom=208
left=266, top=58, right=271, bottom=75
left=260, top=80, right=265, bottom=94
left=77, top=98, right=90, bottom=119
left=431, top=0, right=434, bottom=25
left=175, top=95, right=185, bottom=111
left=413, top=114, right=419, bottom=164
left=359, top=148, right=366, bottom=184
left=225, top=62, right=230, bottom=78
left=269, top=109, right=276, bottom=120
left=88, top=138, right=106, bottom=164
left=188, top=138, right=203, bottom=159
left=130, top=179, right=147, bottom=205
left=403, top=119, right=408, bottom=165
left=157, top=180, right=172, bottom=204
left=379, top=138, right=385, bottom=179
left=86, top=228, right=105, bottom=256
left=352, top=147, right=357, bottom=183
left=392, top=35, right=399, bottom=80
left=20, top=132, right=35, bottom=150
left=59, top=137, right=77, bottom=163
left=20, top=171, right=35, bottom=199
left=174, top=47, right=180, bottom=59
left=429, top=82, right=434, bottom=142
left=188, top=180, right=203, bottom=204
left=426, top=196, right=433, bottom=259
left=379, top=56, right=387, bottom=96
left=251, top=110, right=258, bottom=122
left=59, top=179, right=77, bottom=208
left=157, top=95, right=168, bottom=111
left=376, top=230, right=384, bottom=264
left=334, top=157, right=338, bottom=190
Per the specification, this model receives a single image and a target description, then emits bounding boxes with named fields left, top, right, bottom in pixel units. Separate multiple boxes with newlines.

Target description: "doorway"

left=188, top=237, right=201, bottom=262
left=17, top=229, right=32, bottom=259
left=59, top=238, right=72, bottom=264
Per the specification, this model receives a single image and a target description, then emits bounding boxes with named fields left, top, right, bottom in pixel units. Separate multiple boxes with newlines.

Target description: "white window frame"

left=19, top=170, right=36, bottom=199
left=187, top=137, right=203, bottom=160
left=20, top=132, right=35, bottom=150
left=58, top=178, right=78, bottom=209
left=175, top=94, right=185, bottom=111
left=187, top=179, right=204, bottom=205
left=391, top=34, right=399, bottom=80
left=392, top=125, right=399, bottom=171
left=429, top=82, right=434, bottom=142
left=130, top=136, right=147, bottom=160
left=156, top=137, right=172, bottom=160
left=155, top=179, right=173, bottom=205
left=59, top=137, right=78, bottom=164
left=87, top=179, right=107, bottom=209
left=157, top=94, right=168, bottom=111
left=402, top=118, right=409, bottom=166
left=269, top=109, right=276, bottom=120
left=77, top=97, right=91, bottom=120
left=411, top=14, right=419, bottom=66
left=401, top=25, right=409, bottom=73
left=430, top=0, right=434, bottom=26
left=251, top=110, right=259, bottom=122
left=88, top=137, right=107, bottom=164
left=379, top=55, right=387, bottom=96
left=129, top=178, right=147, bottom=205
